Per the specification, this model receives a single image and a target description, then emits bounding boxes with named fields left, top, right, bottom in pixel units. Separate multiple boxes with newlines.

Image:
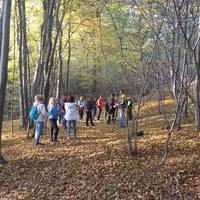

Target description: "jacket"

left=77, top=100, right=85, bottom=109
left=84, top=100, right=94, bottom=112
left=97, top=98, right=104, bottom=109
left=33, top=101, right=48, bottom=122
left=64, top=103, right=80, bottom=121
left=48, top=105, right=61, bottom=119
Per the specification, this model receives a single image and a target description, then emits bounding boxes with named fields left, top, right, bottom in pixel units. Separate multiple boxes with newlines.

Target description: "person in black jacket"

left=107, top=95, right=117, bottom=125
left=127, top=97, right=133, bottom=121
left=84, top=98, right=95, bottom=127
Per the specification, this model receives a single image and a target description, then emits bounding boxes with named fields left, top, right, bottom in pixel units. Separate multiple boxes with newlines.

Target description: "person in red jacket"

left=96, top=95, right=104, bottom=121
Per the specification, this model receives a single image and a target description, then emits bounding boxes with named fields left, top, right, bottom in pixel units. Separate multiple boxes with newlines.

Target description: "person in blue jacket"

left=48, top=97, right=61, bottom=143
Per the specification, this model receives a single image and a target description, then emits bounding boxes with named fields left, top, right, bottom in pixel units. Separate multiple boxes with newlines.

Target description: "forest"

left=0, top=0, right=200, bottom=199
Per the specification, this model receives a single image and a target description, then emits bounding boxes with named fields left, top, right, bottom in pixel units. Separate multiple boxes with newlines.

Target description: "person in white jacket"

left=33, top=95, right=48, bottom=146
left=64, top=96, right=80, bottom=142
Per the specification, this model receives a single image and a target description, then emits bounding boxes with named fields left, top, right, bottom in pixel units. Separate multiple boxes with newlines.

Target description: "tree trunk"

left=170, top=30, right=178, bottom=104
left=11, top=2, right=17, bottom=134
left=194, top=67, right=200, bottom=129
left=17, top=0, right=26, bottom=127
left=20, top=0, right=29, bottom=123
left=56, top=25, right=63, bottom=98
left=32, top=0, right=59, bottom=104
left=0, top=14, right=2, bottom=58
left=182, top=52, right=189, bottom=118
left=156, top=73, right=162, bottom=114
left=183, top=95, right=188, bottom=118
left=31, top=1, right=50, bottom=98
left=194, top=21, right=200, bottom=130
left=66, top=11, right=71, bottom=95
left=0, top=0, right=12, bottom=163
left=17, top=0, right=29, bottom=127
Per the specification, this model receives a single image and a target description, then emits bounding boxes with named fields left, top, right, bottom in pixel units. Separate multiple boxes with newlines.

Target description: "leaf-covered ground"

left=0, top=99, right=200, bottom=199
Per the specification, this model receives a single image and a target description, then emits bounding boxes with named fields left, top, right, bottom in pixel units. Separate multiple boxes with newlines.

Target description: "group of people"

left=31, top=90, right=133, bottom=146
left=103, top=91, right=133, bottom=126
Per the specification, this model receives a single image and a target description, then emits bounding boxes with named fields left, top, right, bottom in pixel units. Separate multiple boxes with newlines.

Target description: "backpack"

left=29, top=104, right=41, bottom=121
left=48, top=105, right=60, bottom=118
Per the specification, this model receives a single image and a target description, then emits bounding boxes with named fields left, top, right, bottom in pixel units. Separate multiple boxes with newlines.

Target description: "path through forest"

left=0, top=101, right=200, bottom=199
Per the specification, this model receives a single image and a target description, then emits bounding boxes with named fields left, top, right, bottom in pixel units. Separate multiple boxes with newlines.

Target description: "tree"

left=32, top=0, right=61, bottom=104
left=17, top=0, right=29, bottom=128
left=0, top=10, right=2, bottom=56
left=0, top=0, right=12, bottom=164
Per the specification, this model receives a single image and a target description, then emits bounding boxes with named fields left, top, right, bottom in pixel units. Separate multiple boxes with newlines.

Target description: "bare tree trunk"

left=17, top=0, right=29, bottom=127
left=56, top=26, right=63, bottom=98
left=156, top=73, right=162, bottom=114
left=194, top=22, right=200, bottom=130
left=175, top=50, right=187, bottom=130
left=0, top=0, right=12, bottom=163
left=11, top=2, right=17, bottom=134
left=56, top=1, right=68, bottom=97
left=182, top=44, right=189, bottom=118
left=32, top=0, right=61, bottom=104
left=170, top=30, right=178, bottom=105
left=20, top=0, right=29, bottom=123
left=194, top=67, right=200, bottom=129
left=66, top=11, right=71, bottom=95
left=183, top=95, right=189, bottom=118
left=32, top=0, right=52, bottom=99
left=0, top=14, right=2, bottom=57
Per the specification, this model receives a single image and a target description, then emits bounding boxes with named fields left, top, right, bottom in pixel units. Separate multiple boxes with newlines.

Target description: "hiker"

left=119, top=90, right=127, bottom=128
left=127, top=97, right=133, bottom=121
left=84, top=97, right=95, bottom=127
left=59, top=95, right=67, bottom=129
left=48, top=97, right=61, bottom=143
left=77, top=96, right=85, bottom=121
left=91, top=97, right=97, bottom=120
left=32, top=95, right=48, bottom=146
left=96, top=95, right=104, bottom=121
left=104, top=98, right=109, bottom=120
left=64, top=96, right=80, bottom=142
left=107, top=94, right=117, bottom=125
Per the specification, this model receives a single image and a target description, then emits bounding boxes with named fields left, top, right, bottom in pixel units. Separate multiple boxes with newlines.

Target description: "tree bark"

left=0, top=0, right=12, bottom=163
left=156, top=73, right=162, bottom=114
left=56, top=24, right=63, bottom=98
left=0, top=14, right=2, bottom=59
left=17, top=1, right=25, bottom=127
left=194, top=20, right=200, bottom=130
left=66, top=11, right=71, bottom=95
left=17, top=0, right=29, bottom=127
left=20, top=0, right=29, bottom=123
left=32, top=0, right=60, bottom=104
left=194, top=67, right=200, bottom=129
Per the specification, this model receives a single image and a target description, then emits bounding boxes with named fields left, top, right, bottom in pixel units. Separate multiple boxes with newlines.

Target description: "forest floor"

left=0, top=98, right=200, bottom=200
